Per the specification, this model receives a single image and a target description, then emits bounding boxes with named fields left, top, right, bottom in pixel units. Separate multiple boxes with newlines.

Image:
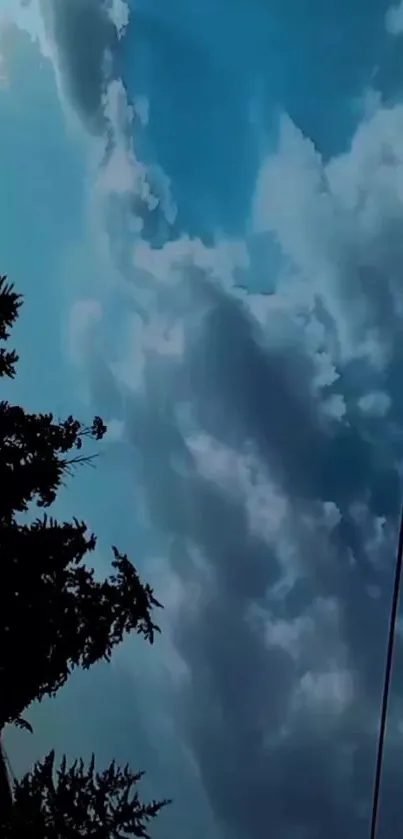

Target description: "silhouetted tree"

left=0, top=274, right=160, bottom=728
left=2, top=750, right=170, bottom=838
left=0, top=277, right=20, bottom=378
left=0, top=276, right=168, bottom=834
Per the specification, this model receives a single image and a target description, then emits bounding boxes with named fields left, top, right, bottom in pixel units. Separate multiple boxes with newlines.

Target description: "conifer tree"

left=0, top=277, right=168, bottom=836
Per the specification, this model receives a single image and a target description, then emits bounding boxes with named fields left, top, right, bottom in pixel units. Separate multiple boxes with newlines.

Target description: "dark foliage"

left=0, top=277, right=167, bottom=837
left=0, top=277, right=161, bottom=728
left=0, top=276, right=21, bottom=379
left=2, top=750, right=170, bottom=838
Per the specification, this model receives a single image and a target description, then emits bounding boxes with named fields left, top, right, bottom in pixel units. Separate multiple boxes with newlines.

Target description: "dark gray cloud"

left=38, top=0, right=177, bottom=248
left=40, top=0, right=117, bottom=133
left=113, top=273, right=403, bottom=839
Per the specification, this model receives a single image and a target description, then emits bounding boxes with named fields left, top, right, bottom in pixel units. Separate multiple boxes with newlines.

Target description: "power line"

left=369, top=502, right=403, bottom=839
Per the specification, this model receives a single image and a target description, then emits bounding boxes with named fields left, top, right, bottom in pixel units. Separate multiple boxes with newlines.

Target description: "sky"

left=3, top=1, right=403, bottom=837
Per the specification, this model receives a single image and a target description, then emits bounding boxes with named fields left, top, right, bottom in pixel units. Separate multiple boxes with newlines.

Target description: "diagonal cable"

left=369, top=504, right=403, bottom=839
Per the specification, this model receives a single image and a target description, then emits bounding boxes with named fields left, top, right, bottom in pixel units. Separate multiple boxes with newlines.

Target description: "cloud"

left=357, top=391, right=391, bottom=417
left=8, top=0, right=175, bottom=270
left=84, top=90, right=403, bottom=838
left=44, top=39, right=403, bottom=830
left=55, top=84, right=403, bottom=836
left=106, top=0, right=130, bottom=39
left=8, top=3, right=403, bottom=838
left=187, top=434, right=288, bottom=545
left=251, top=104, right=403, bottom=379
left=386, top=1, right=403, bottom=35
left=101, top=256, right=397, bottom=838
left=39, top=0, right=117, bottom=133
left=103, top=417, right=125, bottom=443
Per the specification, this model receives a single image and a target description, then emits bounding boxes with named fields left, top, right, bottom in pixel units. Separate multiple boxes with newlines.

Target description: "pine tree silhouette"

left=0, top=278, right=168, bottom=835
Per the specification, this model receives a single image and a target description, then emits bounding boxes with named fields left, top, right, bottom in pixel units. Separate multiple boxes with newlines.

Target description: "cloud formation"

left=113, top=91, right=403, bottom=839
left=119, top=263, right=401, bottom=838
left=39, top=0, right=117, bottom=132
left=9, top=2, right=403, bottom=838
left=58, top=8, right=403, bottom=829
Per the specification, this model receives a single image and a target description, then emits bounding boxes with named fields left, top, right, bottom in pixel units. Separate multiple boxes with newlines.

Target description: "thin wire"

left=369, top=502, right=403, bottom=839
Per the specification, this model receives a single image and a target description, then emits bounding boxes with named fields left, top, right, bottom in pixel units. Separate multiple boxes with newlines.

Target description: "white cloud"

left=95, top=80, right=156, bottom=207
left=104, top=417, right=125, bottom=442
left=294, top=668, right=355, bottom=715
left=11, top=0, right=403, bottom=431
left=132, top=235, right=248, bottom=290
left=4, top=2, right=165, bottom=233
left=0, top=0, right=47, bottom=48
left=349, top=504, right=394, bottom=577
left=187, top=433, right=288, bottom=544
left=249, top=100, right=403, bottom=382
left=109, top=309, right=184, bottom=393
left=322, top=393, right=347, bottom=421
left=357, top=390, right=391, bottom=417
left=186, top=434, right=348, bottom=615
left=321, top=501, right=342, bottom=530
left=386, top=1, right=403, bottom=35
left=106, top=0, right=130, bottom=38
left=262, top=594, right=355, bottom=729
left=252, top=115, right=346, bottom=288
left=265, top=596, right=341, bottom=661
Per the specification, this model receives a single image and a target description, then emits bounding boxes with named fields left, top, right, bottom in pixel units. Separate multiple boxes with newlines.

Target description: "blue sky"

left=3, top=1, right=403, bottom=837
